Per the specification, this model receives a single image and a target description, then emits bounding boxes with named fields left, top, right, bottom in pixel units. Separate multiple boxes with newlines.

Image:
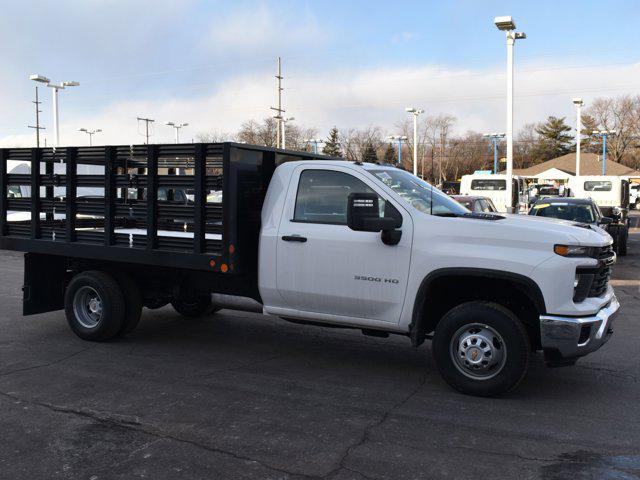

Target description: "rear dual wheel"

left=171, top=294, right=219, bottom=318
left=64, top=270, right=142, bottom=341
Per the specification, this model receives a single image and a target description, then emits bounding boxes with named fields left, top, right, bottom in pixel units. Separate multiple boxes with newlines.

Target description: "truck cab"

left=567, top=175, right=630, bottom=255
left=459, top=173, right=528, bottom=213
left=258, top=161, right=618, bottom=395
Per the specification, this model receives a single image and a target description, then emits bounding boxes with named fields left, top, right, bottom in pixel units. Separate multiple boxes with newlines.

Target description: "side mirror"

left=599, top=217, right=613, bottom=226
left=347, top=192, right=402, bottom=245
left=610, top=207, right=622, bottom=220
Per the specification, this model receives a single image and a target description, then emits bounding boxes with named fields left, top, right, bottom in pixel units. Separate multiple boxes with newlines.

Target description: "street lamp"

left=406, top=107, right=424, bottom=176
left=592, top=130, right=617, bottom=175
left=281, top=117, right=294, bottom=149
left=305, top=138, right=324, bottom=154
left=572, top=98, right=584, bottom=176
left=483, top=133, right=506, bottom=174
left=494, top=16, right=526, bottom=213
left=166, top=122, right=188, bottom=144
left=79, top=128, right=102, bottom=147
left=388, top=135, right=408, bottom=166
left=30, top=74, right=80, bottom=147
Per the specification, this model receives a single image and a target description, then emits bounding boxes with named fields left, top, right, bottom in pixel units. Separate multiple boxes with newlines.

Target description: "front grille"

left=597, top=245, right=615, bottom=264
left=588, top=265, right=611, bottom=297
left=574, top=246, right=615, bottom=302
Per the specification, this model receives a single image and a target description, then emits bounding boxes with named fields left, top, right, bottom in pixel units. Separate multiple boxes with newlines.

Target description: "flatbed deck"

left=0, top=142, right=329, bottom=273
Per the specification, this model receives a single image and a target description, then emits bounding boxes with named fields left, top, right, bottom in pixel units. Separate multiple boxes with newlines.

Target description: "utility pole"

left=137, top=117, right=155, bottom=144
left=270, top=57, right=285, bottom=148
left=28, top=86, right=45, bottom=147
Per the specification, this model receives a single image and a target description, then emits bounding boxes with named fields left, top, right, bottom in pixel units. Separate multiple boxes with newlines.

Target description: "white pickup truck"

left=0, top=143, right=620, bottom=397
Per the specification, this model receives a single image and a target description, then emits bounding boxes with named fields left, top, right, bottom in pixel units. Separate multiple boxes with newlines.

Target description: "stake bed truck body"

left=0, top=143, right=619, bottom=396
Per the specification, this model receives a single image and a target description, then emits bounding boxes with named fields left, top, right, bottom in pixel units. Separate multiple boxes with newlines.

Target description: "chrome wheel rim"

left=73, top=286, right=103, bottom=329
left=450, top=323, right=507, bottom=380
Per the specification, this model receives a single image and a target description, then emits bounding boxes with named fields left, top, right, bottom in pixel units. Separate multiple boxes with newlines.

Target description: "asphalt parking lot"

left=1, top=213, right=639, bottom=480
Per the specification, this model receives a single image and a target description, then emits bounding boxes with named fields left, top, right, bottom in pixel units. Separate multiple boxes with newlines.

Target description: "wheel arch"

left=409, top=268, right=546, bottom=347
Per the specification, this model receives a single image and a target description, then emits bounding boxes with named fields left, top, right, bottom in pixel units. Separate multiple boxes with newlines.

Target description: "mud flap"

left=23, top=253, right=68, bottom=315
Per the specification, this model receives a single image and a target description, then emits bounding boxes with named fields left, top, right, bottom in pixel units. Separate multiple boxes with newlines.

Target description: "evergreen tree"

left=383, top=143, right=397, bottom=164
left=361, top=142, right=379, bottom=163
left=580, top=114, right=600, bottom=153
left=322, top=127, right=343, bottom=157
left=534, top=116, right=574, bottom=160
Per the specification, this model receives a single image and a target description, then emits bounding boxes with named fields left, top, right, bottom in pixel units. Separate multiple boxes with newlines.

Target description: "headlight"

left=554, top=244, right=592, bottom=257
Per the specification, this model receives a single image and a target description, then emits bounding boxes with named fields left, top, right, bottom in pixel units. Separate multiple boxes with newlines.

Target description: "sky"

left=1, top=0, right=640, bottom=147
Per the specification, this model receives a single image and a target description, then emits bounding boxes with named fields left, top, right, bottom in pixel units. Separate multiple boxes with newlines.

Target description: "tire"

left=171, top=294, right=215, bottom=318
left=432, top=301, right=530, bottom=397
left=113, top=273, right=143, bottom=336
left=610, top=227, right=621, bottom=254
left=618, top=227, right=628, bottom=256
left=64, top=270, right=125, bottom=341
left=144, top=297, right=170, bottom=310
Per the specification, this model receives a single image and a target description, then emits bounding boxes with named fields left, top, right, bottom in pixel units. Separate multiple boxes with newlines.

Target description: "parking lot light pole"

left=166, top=122, right=188, bottom=144
left=30, top=75, right=79, bottom=147
left=573, top=98, right=584, bottom=176
left=494, top=16, right=525, bottom=213
left=79, top=128, right=102, bottom=146
left=592, top=130, right=617, bottom=175
left=281, top=117, right=294, bottom=149
left=405, top=107, right=424, bottom=176
left=388, top=135, right=408, bottom=166
left=306, top=138, right=323, bottom=154
left=483, top=133, right=506, bottom=174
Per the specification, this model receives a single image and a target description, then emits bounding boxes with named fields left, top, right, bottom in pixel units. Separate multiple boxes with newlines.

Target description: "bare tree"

left=195, top=130, right=235, bottom=143
left=339, top=126, right=385, bottom=162
left=585, top=95, right=639, bottom=163
left=234, top=118, right=317, bottom=151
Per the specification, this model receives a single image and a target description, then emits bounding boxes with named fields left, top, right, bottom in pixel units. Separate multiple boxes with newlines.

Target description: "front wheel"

left=432, top=302, right=530, bottom=397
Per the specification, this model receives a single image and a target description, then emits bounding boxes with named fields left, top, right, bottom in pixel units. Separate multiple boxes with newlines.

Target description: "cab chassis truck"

left=0, top=143, right=619, bottom=396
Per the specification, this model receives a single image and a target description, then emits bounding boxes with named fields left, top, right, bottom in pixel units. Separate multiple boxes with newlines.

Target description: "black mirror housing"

left=347, top=193, right=402, bottom=236
left=347, top=193, right=383, bottom=232
left=599, top=217, right=613, bottom=225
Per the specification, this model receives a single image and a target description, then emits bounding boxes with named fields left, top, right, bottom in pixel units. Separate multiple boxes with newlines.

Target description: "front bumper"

left=540, top=295, right=620, bottom=361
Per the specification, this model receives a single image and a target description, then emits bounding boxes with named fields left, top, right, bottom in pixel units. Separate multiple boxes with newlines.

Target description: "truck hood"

left=420, top=212, right=612, bottom=257
left=493, top=213, right=611, bottom=246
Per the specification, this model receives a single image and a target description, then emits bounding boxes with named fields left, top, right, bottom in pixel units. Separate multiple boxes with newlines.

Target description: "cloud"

left=206, top=3, right=327, bottom=55
left=392, top=32, right=421, bottom=44
left=3, top=59, right=640, bottom=148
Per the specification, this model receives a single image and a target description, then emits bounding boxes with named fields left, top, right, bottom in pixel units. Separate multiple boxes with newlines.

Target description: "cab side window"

left=293, top=169, right=385, bottom=224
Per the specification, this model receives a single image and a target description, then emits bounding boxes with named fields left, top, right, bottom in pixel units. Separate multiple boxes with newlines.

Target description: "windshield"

left=368, top=169, right=469, bottom=216
left=584, top=181, right=612, bottom=192
left=530, top=203, right=596, bottom=223
left=471, top=179, right=506, bottom=191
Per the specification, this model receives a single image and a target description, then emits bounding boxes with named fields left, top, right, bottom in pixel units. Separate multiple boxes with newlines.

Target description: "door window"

left=293, top=170, right=384, bottom=224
